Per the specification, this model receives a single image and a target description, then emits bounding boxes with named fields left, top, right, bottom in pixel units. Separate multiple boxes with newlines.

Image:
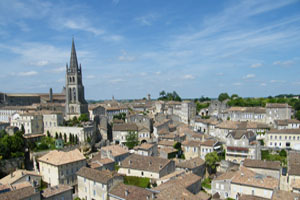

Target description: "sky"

left=0, top=0, right=300, bottom=100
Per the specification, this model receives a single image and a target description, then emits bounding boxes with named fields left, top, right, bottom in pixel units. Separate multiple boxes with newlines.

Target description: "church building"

left=65, top=38, right=88, bottom=119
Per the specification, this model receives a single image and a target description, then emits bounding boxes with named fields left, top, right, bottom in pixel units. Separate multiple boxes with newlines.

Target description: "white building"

left=77, top=167, right=123, bottom=200
left=10, top=113, right=43, bottom=134
left=265, top=129, right=300, bottom=150
left=37, top=149, right=86, bottom=190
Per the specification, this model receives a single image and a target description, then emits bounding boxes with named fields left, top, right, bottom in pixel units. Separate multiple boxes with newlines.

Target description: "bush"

left=201, top=178, right=211, bottom=189
left=123, top=176, right=150, bottom=188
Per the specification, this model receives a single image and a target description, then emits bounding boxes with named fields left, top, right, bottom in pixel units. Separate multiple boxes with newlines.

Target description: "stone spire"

left=69, top=38, right=78, bottom=70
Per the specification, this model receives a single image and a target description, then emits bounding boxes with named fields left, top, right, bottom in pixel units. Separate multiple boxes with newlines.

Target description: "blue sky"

left=0, top=0, right=300, bottom=100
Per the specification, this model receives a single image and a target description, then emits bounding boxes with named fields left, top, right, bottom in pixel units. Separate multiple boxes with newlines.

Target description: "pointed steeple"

left=70, top=37, right=78, bottom=70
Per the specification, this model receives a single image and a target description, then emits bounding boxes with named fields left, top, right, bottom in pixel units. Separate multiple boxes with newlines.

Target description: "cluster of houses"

left=1, top=39, right=300, bottom=199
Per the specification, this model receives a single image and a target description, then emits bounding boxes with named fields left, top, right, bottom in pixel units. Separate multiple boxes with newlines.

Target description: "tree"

left=279, top=149, right=287, bottom=157
left=55, top=132, right=58, bottom=139
left=59, top=132, right=62, bottom=139
left=231, top=94, right=239, bottom=99
left=64, top=133, right=67, bottom=143
left=69, top=134, right=73, bottom=144
left=159, top=90, right=166, bottom=97
left=78, top=114, right=89, bottom=122
left=205, top=151, right=219, bottom=174
left=296, top=110, right=300, bottom=121
left=75, top=135, right=79, bottom=144
left=21, top=125, right=25, bottom=134
left=47, top=131, right=51, bottom=138
left=125, top=132, right=139, bottom=149
left=218, top=93, right=230, bottom=102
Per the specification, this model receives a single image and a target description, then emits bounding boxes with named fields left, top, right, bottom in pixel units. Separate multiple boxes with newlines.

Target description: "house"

left=100, top=145, right=130, bottom=163
left=225, top=130, right=261, bottom=164
left=137, top=125, right=152, bottom=143
left=211, top=171, right=237, bottom=199
left=0, top=183, right=40, bottom=200
left=88, top=152, right=115, bottom=171
left=242, top=159, right=281, bottom=179
left=271, top=189, right=300, bottom=200
left=220, top=107, right=266, bottom=123
left=153, top=173, right=202, bottom=199
left=287, top=151, right=300, bottom=191
left=42, top=112, right=64, bottom=131
left=77, top=167, right=123, bottom=200
left=274, top=119, right=300, bottom=130
left=265, top=103, right=292, bottom=124
left=38, top=149, right=86, bottom=189
left=191, top=117, right=219, bottom=134
left=118, top=154, right=175, bottom=181
left=10, top=113, right=43, bottom=134
left=88, top=104, right=106, bottom=120
left=112, top=123, right=138, bottom=144
left=41, top=185, right=73, bottom=200
left=230, top=167, right=279, bottom=199
left=182, top=140, right=202, bottom=160
left=108, top=183, right=155, bottom=200
left=265, top=129, right=300, bottom=150
left=0, top=169, right=41, bottom=190
left=176, top=157, right=206, bottom=177
left=133, top=143, right=158, bottom=156
left=158, top=147, right=178, bottom=159
left=200, top=139, right=222, bottom=159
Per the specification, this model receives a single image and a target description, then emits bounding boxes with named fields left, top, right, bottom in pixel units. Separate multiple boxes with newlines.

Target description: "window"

left=279, top=136, right=281, bottom=140
left=85, top=187, right=87, bottom=192
left=93, top=190, right=96, bottom=196
left=84, top=178, right=86, bottom=183
left=128, top=169, right=130, bottom=174
left=216, top=183, right=219, bottom=189
left=141, top=171, right=144, bottom=176
left=94, top=181, right=96, bottom=186
left=221, top=184, right=224, bottom=190
left=270, top=142, right=272, bottom=146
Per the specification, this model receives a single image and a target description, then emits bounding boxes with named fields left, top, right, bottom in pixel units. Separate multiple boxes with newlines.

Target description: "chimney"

left=125, top=189, right=129, bottom=196
left=49, top=88, right=53, bottom=102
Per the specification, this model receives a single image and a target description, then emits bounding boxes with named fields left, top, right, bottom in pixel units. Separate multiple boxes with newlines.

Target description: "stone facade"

left=10, top=113, right=43, bottom=134
left=65, top=39, right=88, bottom=119
left=265, top=129, right=300, bottom=150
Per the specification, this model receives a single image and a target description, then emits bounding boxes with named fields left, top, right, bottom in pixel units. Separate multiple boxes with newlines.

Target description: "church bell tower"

left=65, top=38, right=88, bottom=119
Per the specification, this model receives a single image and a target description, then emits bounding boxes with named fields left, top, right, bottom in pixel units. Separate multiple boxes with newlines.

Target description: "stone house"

left=77, top=167, right=123, bottom=200
left=225, top=130, right=261, bottom=164
left=10, top=113, right=43, bottom=134
left=100, top=145, right=130, bottom=163
left=265, top=129, right=300, bottom=150
left=287, top=151, right=300, bottom=191
left=112, top=123, right=138, bottom=144
left=271, top=189, right=300, bottom=200
left=211, top=171, right=237, bottom=199
left=200, top=139, right=222, bottom=159
left=220, top=107, right=266, bottom=123
left=182, top=140, right=202, bottom=160
left=41, top=185, right=73, bottom=200
left=126, top=114, right=153, bottom=133
left=88, top=152, right=115, bottom=171
left=265, top=103, right=292, bottom=124
left=108, top=183, right=155, bottom=200
left=191, top=117, right=219, bottom=134
left=88, top=104, right=106, bottom=120
left=274, top=119, right=300, bottom=130
left=37, top=149, right=86, bottom=190
left=230, top=167, right=279, bottom=199
left=0, top=184, right=41, bottom=200
left=118, top=154, right=175, bottom=181
left=242, top=159, right=281, bottom=179
left=176, top=157, right=206, bottom=177
left=0, top=169, right=42, bottom=190
left=42, top=112, right=64, bottom=131
left=133, top=143, right=158, bottom=156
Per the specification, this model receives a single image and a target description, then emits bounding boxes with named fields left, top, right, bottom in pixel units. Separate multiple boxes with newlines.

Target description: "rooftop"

left=243, top=159, right=281, bottom=170
left=176, top=157, right=205, bottom=169
left=120, top=154, right=172, bottom=173
left=0, top=170, right=41, bottom=185
left=101, top=145, right=129, bottom=157
left=41, top=185, right=72, bottom=198
left=77, top=167, right=120, bottom=184
left=38, top=149, right=85, bottom=166
left=109, top=183, right=153, bottom=200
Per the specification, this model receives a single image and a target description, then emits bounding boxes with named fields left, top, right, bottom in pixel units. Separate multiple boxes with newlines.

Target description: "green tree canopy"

left=158, top=90, right=182, bottom=101
left=125, top=132, right=139, bottom=149
left=218, top=93, right=230, bottom=102
left=78, top=113, right=89, bottom=122
left=205, top=151, right=219, bottom=174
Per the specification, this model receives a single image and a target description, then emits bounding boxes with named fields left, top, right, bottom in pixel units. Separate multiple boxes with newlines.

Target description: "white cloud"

left=109, top=78, right=124, bottom=84
left=86, top=75, right=95, bottom=79
left=270, top=80, right=286, bottom=83
left=250, top=63, right=262, bottom=68
left=135, top=14, right=158, bottom=26
left=273, top=60, right=294, bottom=67
left=18, top=71, right=38, bottom=76
left=243, top=74, right=256, bottom=79
left=118, top=50, right=135, bottom=62
left=233, top=82, right=242, bottom=86
left=182, top=74, right=195, bottom=80
left=32, top=60, right=49, bottom=67
left=260, top=83, right=267, bottom=86
left=63, top=19, right=104, bottom=35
